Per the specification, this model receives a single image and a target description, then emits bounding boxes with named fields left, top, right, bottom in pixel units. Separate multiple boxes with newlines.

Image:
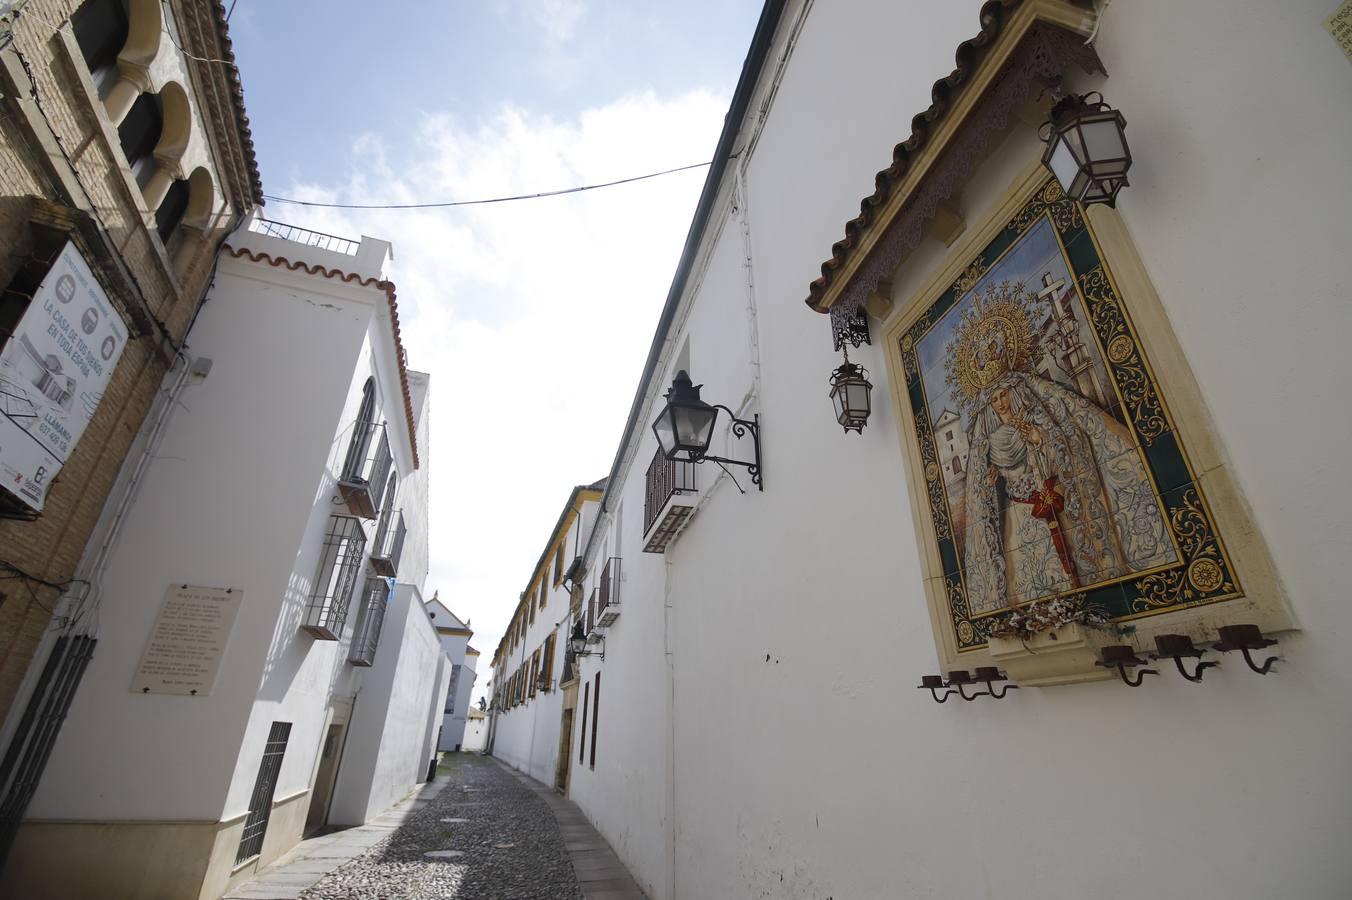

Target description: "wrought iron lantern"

left=569, top=620, right=602, bottom=657
left=652, top=370, right=763, bottom=491
left=828, top=351, right=873, bottom=434
left=1040, top=92, right=1131, bottom=207
left=569, top=620, right=588, bottom=655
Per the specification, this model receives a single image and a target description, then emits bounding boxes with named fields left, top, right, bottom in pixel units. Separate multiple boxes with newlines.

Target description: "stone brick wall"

left=0, top=0, right=250, bottom=718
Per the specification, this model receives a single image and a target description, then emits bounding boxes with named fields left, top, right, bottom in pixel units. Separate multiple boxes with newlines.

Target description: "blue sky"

left=226, top=1, right=763, bottom=699
left=229, top=0, right=761, bottom=197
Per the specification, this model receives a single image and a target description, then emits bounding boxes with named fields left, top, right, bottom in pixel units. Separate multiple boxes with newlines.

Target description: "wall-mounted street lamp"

left=828, top=350, right=873, bottom=434
left=652, top=370, right=763, bottom=491
left=569, top=620, right=603, bottom=658
left=1040, top=91, right=1132, bottom=207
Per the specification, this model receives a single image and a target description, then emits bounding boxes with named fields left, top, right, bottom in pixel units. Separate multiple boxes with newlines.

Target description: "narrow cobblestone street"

left=228, top=754, right=643, bottom=900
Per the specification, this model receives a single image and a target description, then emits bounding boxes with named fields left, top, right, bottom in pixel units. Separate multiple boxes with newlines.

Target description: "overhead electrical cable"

left=262, top=160, right=716, bottom=210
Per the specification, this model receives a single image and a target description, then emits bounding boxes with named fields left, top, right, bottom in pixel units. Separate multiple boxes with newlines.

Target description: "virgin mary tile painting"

left=897, top=180, right=1238, bottom=649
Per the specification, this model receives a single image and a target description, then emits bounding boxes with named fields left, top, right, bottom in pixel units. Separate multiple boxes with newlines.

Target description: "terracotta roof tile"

left=209, top=1, right=265, bottom=205
left=805, top=0, right=1025, bottom=311
left=223, top=246, right=420, bottom=468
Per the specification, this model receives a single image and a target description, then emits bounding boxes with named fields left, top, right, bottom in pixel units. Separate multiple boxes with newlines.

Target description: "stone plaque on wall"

left=131, top=585, right=242, bottom=696
left=1327, top=1, right=1352, bottom=62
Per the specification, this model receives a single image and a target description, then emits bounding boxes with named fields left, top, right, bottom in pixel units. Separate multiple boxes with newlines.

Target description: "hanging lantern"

left=829, top=353, right=873, bottom=434
left=1040, top=92, right=1131, bottom=207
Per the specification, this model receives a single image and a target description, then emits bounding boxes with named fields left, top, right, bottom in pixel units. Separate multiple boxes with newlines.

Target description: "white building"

left=496, top=2, right=1352, bottom=899
left=2, top=213, right=452, bottom=900
left=426, top=593, right=479, bottom=752
left=462, top=706, right=488, bottom=752
left=488, top=481, right=604, bottom=792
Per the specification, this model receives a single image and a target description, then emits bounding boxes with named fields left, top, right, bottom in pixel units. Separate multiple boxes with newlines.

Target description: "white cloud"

left=495, top=0, right=589, bottom=42
left=270, top=89, right=725, bottom=703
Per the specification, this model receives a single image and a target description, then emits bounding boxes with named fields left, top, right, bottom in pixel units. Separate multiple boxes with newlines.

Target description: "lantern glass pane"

left=652, top=411, right=677, bottom=456
left=847, top=381, right=871, bottom=413
left=673, top=403, right=716, bottom=452
left=1081, top=116, right=1126, bottom=164
left=1047, top=139, right=1081, bottom=195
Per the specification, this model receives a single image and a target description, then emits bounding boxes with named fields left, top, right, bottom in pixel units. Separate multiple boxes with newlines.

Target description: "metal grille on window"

left=303, top=516, right=366, bottom=640
left=235, top=722, right=291, bottom=865
left=369, top=470, right=404, bottom=576
left=347, top=576, right=391, bottom=666
left=0, top=635, right=97, bottom=864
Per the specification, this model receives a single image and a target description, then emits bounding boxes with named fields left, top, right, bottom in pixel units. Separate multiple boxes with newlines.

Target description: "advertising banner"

left=0, top=242, right=128, bottom=510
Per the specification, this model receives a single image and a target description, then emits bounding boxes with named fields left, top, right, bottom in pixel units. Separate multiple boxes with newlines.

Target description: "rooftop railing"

left=248, top=217, right=360, bottom=256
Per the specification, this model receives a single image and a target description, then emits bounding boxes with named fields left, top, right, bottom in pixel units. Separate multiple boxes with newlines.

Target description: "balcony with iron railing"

left=348, top=576, right=391, bottom=666
left=369, top=508, right=406, bottom=577
left=596, top=556, right=622, bottom=627
left=643, top=449, right=697, bottom=553
left=338, top=422, right=392, bottom=519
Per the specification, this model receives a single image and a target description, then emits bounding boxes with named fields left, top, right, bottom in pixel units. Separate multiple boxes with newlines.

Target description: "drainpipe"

left=664, top=555, right=678, bottom=900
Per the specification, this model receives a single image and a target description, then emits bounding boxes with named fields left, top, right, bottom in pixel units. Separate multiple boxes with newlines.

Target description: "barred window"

left=347, top=576, right=391, bottom=666
left=303, top=516, right=365, bottom=640
left=236, top=722, right=291, bottom=864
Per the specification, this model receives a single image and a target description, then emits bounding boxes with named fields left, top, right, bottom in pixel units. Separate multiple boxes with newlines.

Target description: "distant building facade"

left=426, top=593, right=478, bottom=752
left=488, top=481, right=603, bottom=792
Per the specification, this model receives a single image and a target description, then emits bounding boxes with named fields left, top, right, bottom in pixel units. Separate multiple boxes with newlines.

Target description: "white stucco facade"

left=488, top=483, right=603, bottom=788
left=426, top=595, right=479, bottom=752
left=5, top=216, right=451, bottom=900
left=462, top=707, right=488, bottom=752
left=514, top=3, right=1352, bottom=900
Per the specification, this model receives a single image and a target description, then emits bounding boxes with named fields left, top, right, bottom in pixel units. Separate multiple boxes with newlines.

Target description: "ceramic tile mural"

left=898, top=180, right=1240, bottom=651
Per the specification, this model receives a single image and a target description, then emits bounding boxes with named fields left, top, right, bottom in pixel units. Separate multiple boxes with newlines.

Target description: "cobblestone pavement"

left=300, top=754, right=583, bottom=900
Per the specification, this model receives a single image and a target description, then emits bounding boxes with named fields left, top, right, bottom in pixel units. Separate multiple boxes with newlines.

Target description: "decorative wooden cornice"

left=805, top=0, right=1103, bottom=328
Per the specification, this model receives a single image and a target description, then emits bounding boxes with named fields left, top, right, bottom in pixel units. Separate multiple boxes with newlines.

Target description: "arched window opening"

left=72, top=0, right=130, bottom=98
left=181, top=167, right=214, bottom=225
left=117, top=91, right=162, bottom=187
left=155, top=177, right=189, bottom=240
left=341, top=378, right=376, bottom=480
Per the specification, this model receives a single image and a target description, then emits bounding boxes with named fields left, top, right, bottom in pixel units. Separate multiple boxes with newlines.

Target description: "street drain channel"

left=439, top=817, right=469, bottom=823
left=424, top=850, right=465, bottom=860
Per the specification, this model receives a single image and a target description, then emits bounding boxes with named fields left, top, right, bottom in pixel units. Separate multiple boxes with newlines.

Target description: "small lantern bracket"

left=830, top=304, right=871, bottom=352
left=699, top=407, right=762, bottom=492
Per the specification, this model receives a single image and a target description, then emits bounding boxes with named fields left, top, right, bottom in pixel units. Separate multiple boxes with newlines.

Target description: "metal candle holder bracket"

left=1212, top=624, right=1280, bottom=675
left=1150, top=634, right=1219, bottom=683
left=1096, top=644, right=1159, bottom=687
left=917, top=668, right=1018, bottom=703
left=973, top=666, right=1018, bottom=699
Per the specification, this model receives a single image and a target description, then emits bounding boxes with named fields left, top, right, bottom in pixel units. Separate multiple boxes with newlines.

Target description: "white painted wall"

left=27, top=218, right=443, bottom=871
left=554, top=3, right=1352, bottom=900
left=27, top=240, right=383, bottom=823
left=462, top=711, right=488, bottom=752
left=330, top=585, right=450, bottom=825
